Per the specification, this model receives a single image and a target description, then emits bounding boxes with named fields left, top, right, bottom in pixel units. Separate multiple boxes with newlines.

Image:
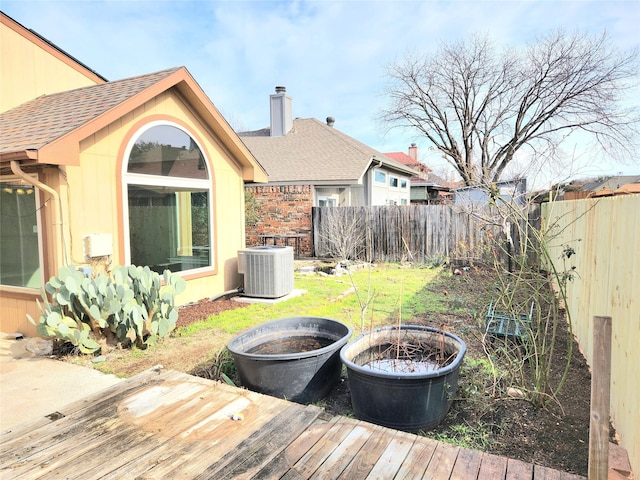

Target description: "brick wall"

left=245, top=184, right=314, bottom=257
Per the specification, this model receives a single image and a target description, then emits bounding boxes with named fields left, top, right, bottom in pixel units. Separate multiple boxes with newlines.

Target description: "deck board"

left=0, top=368, right=587, bottom=480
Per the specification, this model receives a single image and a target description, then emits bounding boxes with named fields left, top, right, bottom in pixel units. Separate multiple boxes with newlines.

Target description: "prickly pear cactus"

left=28, top=264, right=187, bottom=354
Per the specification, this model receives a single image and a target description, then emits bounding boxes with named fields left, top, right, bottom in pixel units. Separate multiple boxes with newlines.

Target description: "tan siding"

left=542, top=195, right=639, bottom=476
left=0, top=18, right=101, bottom=113
left=73, top=89, right=245, bottom=305
left=0, top=290, right=40, bottom=336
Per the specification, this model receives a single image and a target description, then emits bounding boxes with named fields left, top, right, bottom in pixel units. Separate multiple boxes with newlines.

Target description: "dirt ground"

left=75, top=267, right=599, bottom=476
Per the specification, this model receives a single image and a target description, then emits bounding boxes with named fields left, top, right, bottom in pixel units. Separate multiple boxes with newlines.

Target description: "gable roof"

left=239, top=118, right=416, bottom=184
left=0, top=66, right=267, bottom=182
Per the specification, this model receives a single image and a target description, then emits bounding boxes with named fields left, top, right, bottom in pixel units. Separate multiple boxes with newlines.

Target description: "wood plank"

left=281, top=417, right=360, bottom=479
left=0, top=369, right=191, bottom=470
left=310, top=422, right=380, bottom=479
left=365, top=431, right=415, bottom=479
left=450, top=446, right=482, bottom=480
left=98, top=387, right=291, bottom=479
left=505, top=457, right=534, bottom=480
left=392, top=436, right=438, bottom=480
left=73, top=381, right=245, bottom=479
left=533, top=464, right=562, bottom=479
left=477, top=452, right=508, bottom=480
left=252, top=420, right=335, bottom=478
left=336, top=424, right=395, bottom=480
left=191, top=403, right=321, bottom=479
left=6, top=376, right=233, bottom=479
left=0, top=367, right=170, bottom=445
left=422, top=441, right=460, bottom=479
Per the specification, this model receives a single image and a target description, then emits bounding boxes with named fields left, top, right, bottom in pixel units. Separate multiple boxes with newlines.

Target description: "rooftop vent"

left=326, top=116, right=335, bottom=127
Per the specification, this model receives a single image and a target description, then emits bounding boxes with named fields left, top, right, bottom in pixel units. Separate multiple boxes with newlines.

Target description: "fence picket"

left=312, top=204, right=529, bottom=264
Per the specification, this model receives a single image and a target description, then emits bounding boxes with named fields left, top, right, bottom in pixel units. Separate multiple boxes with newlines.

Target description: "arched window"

left=123, top=123, right=212, bottom=273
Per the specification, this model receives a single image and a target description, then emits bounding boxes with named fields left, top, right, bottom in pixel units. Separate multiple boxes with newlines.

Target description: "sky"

left=3, top=0, right=639, bottom=188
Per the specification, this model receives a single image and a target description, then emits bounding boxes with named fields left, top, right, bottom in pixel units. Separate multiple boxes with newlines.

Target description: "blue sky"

left=3, top=0, right=639, bottom=186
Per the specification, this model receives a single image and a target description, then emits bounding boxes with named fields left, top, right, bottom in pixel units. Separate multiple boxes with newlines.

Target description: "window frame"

left=374, top=169, right=387, bottom=184
left=0, top=175, right=44, bottom=290
left=121, top=121, right=214, bottom=274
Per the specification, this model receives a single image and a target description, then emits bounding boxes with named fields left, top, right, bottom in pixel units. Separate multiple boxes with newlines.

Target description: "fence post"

left=588, top=315, right=612, bottom=480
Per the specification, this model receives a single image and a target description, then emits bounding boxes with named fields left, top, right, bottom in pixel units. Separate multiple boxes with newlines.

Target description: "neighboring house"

left=0, top=12, right=266, bottom=336
left=452, top=178, right=527, bottom=206
left=384, top=144, right=450, bottom=204
left=563, top=175, right=640, bottom=199
left=239, top=86, right=417, bottom=256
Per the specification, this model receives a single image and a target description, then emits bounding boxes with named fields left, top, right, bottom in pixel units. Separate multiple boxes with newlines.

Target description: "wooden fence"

left=543, top=195, right=639, bottom=477
left=312, top=204, right=540, bottom=265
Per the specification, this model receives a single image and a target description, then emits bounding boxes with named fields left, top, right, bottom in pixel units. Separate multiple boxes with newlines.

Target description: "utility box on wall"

left=84, top=234, right=113, bottom=258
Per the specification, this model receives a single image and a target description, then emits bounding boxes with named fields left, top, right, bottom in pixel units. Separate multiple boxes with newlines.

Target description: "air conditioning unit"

left=238, top=246, right=294, bottom=298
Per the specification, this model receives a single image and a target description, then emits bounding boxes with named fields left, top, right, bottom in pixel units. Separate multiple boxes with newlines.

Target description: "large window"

left=0, top=180, right=41, bottom=288
left=123, top=124, right=212, bottom=273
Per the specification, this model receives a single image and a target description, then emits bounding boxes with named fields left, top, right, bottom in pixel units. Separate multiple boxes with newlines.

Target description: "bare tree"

left=315, top=207, right=366, bottom=261
left=382, top=30, right=639, bottom=186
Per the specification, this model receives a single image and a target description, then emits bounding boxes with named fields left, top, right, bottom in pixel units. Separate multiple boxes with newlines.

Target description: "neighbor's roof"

left=0, top=67, right=267, bottom=182
left=384, top=151, right=419, bottom=167
left=579, top=175, right=640, bottom=192
left=239, top=118, right=416, bottom=184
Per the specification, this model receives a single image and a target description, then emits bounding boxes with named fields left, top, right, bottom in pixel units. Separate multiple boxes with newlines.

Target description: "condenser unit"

left=238, top=246, right=294, bottom=298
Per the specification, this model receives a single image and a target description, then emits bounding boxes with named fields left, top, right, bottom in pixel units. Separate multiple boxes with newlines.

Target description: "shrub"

left=28, top=265, right=186, bottom=354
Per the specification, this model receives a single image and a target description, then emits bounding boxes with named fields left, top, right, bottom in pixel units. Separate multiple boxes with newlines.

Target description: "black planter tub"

left=340, top=325, right=466, bottom=432
left=227, top=317, right=352, bottom=404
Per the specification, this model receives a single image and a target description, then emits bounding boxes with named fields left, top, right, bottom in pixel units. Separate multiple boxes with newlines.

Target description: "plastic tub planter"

left=340, top=325, right=466, bottom=432
left=227, top=317, right=352, bottom=404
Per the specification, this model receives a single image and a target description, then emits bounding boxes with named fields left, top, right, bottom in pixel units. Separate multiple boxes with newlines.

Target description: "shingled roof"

left=0, top=67, right=180, bottom=158
left=239, top=118, right=416, bottom=183
left=0, top=67, right=266, bottom=181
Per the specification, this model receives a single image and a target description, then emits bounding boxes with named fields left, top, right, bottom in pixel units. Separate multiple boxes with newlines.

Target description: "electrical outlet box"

left=84, top=234, right=113, bottom=258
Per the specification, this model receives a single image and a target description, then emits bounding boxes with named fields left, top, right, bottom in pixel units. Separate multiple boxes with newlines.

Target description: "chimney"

left=270, top=86, right=293, bottom=137
left=408, top=143, right=418, bottom=162
left=326, top=116, right=335, bottom=127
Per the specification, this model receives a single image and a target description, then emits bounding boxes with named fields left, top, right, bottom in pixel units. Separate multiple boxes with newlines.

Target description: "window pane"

left=127, top=125, right=208, bottom=179
left=390, top=177, right=399, bottom=188
left=0, top=182, right=41, bottom=288
left=374, top=170, right=386, bottom=183
left=128, top=185, right=210, bottom=273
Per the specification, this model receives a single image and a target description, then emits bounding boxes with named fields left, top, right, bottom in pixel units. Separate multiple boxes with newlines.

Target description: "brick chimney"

left=408, top=143, right=418, bottom=162
left=270, top=86, right=292, bottom=137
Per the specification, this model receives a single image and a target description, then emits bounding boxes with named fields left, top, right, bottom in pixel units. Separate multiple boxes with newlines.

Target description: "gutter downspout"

left=10, top=160, right=67, bottom=269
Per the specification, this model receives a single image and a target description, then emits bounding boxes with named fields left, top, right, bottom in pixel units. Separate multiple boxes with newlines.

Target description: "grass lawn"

left=179, top=263, right=448, bottom=338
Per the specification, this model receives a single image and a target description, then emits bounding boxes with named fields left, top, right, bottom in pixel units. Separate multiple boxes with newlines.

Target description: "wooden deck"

left=1, top=368, right=585, bottom=479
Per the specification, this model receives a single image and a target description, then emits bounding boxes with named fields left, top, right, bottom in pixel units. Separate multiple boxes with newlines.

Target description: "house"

left=0, top=12, right=266, bottom=336
left=239, top=86, right=417, bottom=256
left=563, top=175, right=640, bottom=199
left=384, top=144, right=450, bottom=204
left=452, top=178, right=527, bottom=206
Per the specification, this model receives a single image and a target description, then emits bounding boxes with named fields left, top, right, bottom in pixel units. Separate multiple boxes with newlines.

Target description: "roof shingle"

left=239, top=118, right=415, bottom=183
left=0, top=67, right=180, bottom=154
